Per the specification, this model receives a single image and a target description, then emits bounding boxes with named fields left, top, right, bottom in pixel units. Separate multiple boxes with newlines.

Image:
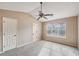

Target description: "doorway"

left=3, top=17, right=17, bottom=52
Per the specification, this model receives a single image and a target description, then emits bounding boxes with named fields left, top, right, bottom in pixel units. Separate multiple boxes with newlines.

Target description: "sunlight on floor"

left=38, top=41, right=79, bottom=56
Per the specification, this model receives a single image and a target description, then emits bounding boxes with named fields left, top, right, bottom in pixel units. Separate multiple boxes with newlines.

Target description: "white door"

left=3, top=17, right=17, bottom=52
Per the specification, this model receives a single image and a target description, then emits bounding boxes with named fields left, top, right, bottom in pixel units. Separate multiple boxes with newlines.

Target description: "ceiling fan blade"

left=44, top=14, right=53, bottom=16
left=43, top=16, right=48, bottom=19
left=37, top=17, right=41, bottom=20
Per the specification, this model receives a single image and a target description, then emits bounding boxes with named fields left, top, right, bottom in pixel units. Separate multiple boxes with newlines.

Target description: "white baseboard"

left=0, top=42, right=35, bottom=54
left=17, top=42, right=33, bottom=48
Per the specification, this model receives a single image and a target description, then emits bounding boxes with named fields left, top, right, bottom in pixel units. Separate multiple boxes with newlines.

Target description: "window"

left=47, top=23, right=66, bottom=38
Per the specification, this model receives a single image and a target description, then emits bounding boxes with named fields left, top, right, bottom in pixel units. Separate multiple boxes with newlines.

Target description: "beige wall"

left=42, top=16, right=78, bottom=47
left=78, top=16, right=79, bottom=50
left=0, top=9, right=42, bottom=52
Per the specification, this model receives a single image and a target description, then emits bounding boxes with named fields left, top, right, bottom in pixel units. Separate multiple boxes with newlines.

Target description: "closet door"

left=3, top=17, right=17, bottom=52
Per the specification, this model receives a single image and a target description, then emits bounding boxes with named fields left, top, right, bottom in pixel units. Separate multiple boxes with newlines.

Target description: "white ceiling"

left=0, top=2, right=79, bottom=22
left=0, top=2, right=39, bottom=12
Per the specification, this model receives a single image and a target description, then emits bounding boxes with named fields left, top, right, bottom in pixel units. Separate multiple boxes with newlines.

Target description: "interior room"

left=0, top=2, right=79, bottom=56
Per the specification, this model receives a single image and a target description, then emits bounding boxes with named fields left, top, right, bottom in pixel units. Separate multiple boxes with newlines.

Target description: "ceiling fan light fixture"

left=36, top=2, right=53, bottom=20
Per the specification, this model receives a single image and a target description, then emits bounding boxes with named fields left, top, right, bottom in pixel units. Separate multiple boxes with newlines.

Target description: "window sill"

left=46, top=34, right=66, bottom=39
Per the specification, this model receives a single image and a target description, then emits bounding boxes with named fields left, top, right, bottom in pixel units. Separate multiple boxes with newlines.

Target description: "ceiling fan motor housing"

left=39, top=13, right=44, bottom=17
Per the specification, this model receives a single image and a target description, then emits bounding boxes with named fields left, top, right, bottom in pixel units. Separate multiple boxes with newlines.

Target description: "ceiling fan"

left=37, top=2, right=53, bottom=20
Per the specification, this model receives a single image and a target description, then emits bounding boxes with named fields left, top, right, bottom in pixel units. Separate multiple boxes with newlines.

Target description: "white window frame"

left=46, top=23, right=66, bottom=39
